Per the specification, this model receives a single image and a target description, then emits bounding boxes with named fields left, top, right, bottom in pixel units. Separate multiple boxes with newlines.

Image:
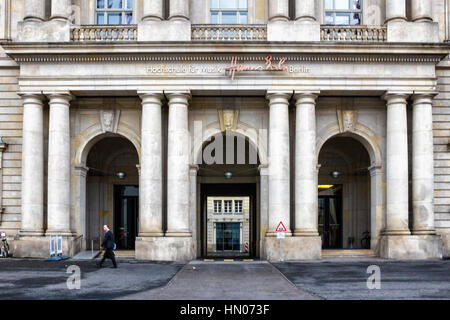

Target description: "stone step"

left=70, top=250, right=101, bottom=260
left=322, top=249, right=376, bottom=258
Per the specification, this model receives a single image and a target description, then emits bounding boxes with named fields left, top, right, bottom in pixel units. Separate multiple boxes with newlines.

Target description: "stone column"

left=46, top=92, right=73, bottom=236
left=294, top=92, right=319, bottom=236
left=259, top=165, right=269, bottom=258
left=189, top=165, right=199, bottom=255
left=266, top=91, right=291, bottom=237
left=19, top=94, right=45, bottom=236
left=74, top=165, right=88, bottom=249
left=411, top=0, right=433, bottom=22
left=383, top=92, right=410, bottom=235
left=50, top=0, right=72, bottom=21
left=385, top=0, right=406, bottom=23
left=169, top=0, right=189, bottom=21
left=295, top=0, right=316, bottom=22
left=143, top=0, right=164, bottom=21
left=166, top=91, right=191, bottom=237
left=369, top=165, right=383, bottom=249
left=268, top=0, right=289, bottom=22
left=412, top=93, right=437, bottom=234
left=24, top=0, right=45, bottom=22
left=138, top=92, right=164, bottom=237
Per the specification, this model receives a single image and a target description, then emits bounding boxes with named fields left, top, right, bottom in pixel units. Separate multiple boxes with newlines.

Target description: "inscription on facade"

left=145, top=56, right=311, bottom=79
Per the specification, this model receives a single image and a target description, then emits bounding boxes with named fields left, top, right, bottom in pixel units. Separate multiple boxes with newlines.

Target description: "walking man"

left=97, top=225, right=117, bottom=268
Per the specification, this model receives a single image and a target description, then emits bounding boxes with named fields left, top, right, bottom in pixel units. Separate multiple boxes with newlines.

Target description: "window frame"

left=223, top=200, right=233, bottom=214
left=210, top=0, right=248, bottom=24
left=324, top=0, right=363, bottom=26
left=234, top=200, right=243, bottom=214
left=95, top=0, right=134, bottom=25
left=213, top=200, right=222, bottom=214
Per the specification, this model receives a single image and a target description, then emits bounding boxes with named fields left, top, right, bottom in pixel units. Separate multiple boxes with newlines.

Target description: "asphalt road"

left=272, top=258, right=450, bottom=300
left=0, top=258, right=184, bottom=300
left=0, top=258, right=449, bottom=300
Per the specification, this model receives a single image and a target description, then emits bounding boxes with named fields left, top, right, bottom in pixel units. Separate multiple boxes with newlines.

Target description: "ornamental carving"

left=100, top=109, right=120, bottom=133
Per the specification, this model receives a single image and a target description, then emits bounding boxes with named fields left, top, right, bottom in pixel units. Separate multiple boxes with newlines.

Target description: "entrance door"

left=216, top=222, right=241, bottom=252
left=200, top=183, right=257, bottom=258
left=318, top=196, right=342, bottom=249
left=114, top=185, right=139, bottom=250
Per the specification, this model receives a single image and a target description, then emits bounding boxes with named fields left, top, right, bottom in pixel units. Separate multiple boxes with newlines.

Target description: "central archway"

left=196, top=131, right=262, bottom=258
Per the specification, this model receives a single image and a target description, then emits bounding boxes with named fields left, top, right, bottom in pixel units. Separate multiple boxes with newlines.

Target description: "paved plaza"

left=0, top=258, right=449, bottom=300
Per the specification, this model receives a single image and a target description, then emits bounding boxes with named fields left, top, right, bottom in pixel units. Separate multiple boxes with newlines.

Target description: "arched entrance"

left=197, top=131, right=261, bottom=258
left=318, top=135, right=372, bottom=250
left=84, top=134, right=139, bottom=250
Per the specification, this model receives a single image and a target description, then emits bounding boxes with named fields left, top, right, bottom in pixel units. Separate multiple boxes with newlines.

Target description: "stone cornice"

left=1, top=41, right=448, bottom=63
left=7, top=53, right=444, bottom=64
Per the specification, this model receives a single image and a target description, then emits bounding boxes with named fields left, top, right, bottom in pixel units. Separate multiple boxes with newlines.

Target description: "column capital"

left=189, top=164, right=199, bottom=176
left=368, top=165, right=383, bottom=177
left=74, top=165, right=89, bottom=177
left=382, top=91, right=412, bottom=104
left=258, top=164, right=269, bottom=176
left=266, top=90, right=292, bottom=104
left=18, top=92, right=45, bottom=105
left=138, top=91, right=165, bottom=105
left=165, top=91, right=191, bottom=105
left=411, top=91, right=439, bottom=103
left=294, top=91, right=320, bottom=104
left=44, top=91, right=74, bottom=103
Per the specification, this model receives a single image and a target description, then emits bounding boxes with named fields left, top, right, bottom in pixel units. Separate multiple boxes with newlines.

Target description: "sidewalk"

left=120, top=260, right=320, bottom=300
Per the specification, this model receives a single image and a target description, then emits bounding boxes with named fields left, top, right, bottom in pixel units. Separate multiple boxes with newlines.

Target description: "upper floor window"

left=325, top=0, right=361, bottom=25
left=96, top=0, right=133, bottom=25
left=214, top=200, right=222, bottom=214
left=224, top=200, right=233, bottom=214
left=211, top=0, right=248, bottom=24
left=234, top=200, right=243, bottom=214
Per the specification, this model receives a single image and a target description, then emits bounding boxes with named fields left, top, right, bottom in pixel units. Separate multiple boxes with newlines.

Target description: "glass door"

left=114, top=185, right=139, bottom=250
left=216, top=223, right=241, bottom=252
left=318, top=196, right=342, bottom=249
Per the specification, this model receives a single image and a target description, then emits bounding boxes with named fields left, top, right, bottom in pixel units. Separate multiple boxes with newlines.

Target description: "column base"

left=135, top=236, right=195, bottom=261
left=45, top=230, right=74, bottom=237
left=293, top=229, right=319, bottom=237
left=12, top=235, right=82, bottom=258
left=263, top=236, right=322, bottom=261
left=379, top=234, right=443, bottom=260
left=19, top=229, right=45, bottom=237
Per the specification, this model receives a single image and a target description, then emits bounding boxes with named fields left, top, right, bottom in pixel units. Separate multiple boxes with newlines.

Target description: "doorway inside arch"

left=198, top=132, right=260, bottom=258
left=318, top=136, right=371, bottom=250
left=85, top=135, right=139, bottom=250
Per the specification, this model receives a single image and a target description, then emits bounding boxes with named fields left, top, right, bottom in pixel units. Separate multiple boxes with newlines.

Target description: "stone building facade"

left=0, top=0, right=449, bottom=261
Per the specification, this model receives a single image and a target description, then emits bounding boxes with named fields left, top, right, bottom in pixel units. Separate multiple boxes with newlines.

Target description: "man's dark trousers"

left=100, top=248, right=117, bottom=268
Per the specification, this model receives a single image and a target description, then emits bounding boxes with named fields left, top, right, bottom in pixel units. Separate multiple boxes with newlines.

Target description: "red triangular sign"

left=276, top=221, right=287, bottom=232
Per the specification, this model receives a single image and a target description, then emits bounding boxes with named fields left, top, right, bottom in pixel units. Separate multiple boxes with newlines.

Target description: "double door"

left=114, top=185, right=139, bottom=250
left=318, top=196, right=342, bottom=249
left=216, top=222, right=241, bottom=251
